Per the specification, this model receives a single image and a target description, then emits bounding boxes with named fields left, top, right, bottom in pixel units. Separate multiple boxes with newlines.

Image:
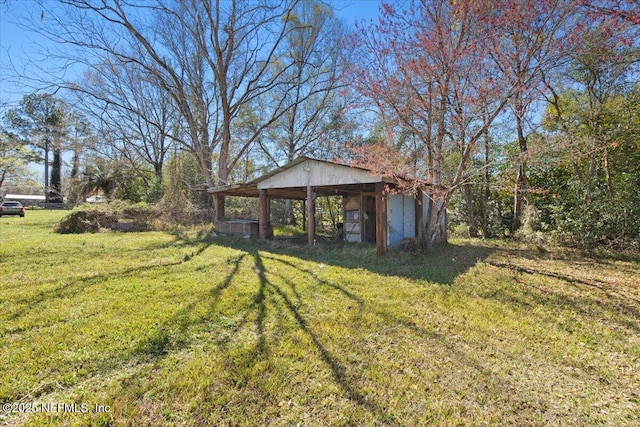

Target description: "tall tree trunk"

left=603, top=144, right=613, bottom=197
left=482, top=127, right=491, bottom=237
left=424, top=195, right=448, bottom=250
left=49, top=149, right=63, bottom=203
left=512, top=96, right=528, bottom=233
left=462, top=182, right=478, bottom=237
left=512, top=164, right=526, bottom=233
left=423, top=90, right=448, bottom=249
left=214, top=86, right=232, bottom=222
left=44, top=137, right=50, bottom=204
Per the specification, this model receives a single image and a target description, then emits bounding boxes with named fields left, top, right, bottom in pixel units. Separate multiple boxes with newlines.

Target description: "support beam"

left=214, top=194, right=225, bottom=221
left=359, top=194, right=365, bottom=243
left=259, top=189, right=269, bottom=239
left=375, top=182, right=387, bottom=255
left=302, top=200, right=306, bottom=231
left=307, top=185, right=315, bottom=246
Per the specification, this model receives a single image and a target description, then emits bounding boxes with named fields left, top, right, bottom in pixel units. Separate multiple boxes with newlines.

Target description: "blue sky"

left=0, top=0, right=381, bottom=109
left=0, top=0, right=381, bottom=183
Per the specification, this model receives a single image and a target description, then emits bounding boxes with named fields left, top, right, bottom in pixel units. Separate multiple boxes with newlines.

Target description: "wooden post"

left=416, top=188, right=424, bottom=247
left=375, top=182, right=387, bottom=255
left=214, top=194, right=225, bottom=221
left=259, top=189, right=269, bottom=239
left=307, top=185, right=315, bottom=246
left=359, top=194, right=365, bottom=243
left=302, top=200, right=306, bottom=231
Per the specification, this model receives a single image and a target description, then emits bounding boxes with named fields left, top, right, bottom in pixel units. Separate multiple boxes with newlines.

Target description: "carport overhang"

left=209, top=157, right=406, bottom=255
left=210, top=182, right=384, bottom=200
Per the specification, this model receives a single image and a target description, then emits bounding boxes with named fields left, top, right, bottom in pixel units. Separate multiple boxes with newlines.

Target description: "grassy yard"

left=0, top=210, right=638, bottom=426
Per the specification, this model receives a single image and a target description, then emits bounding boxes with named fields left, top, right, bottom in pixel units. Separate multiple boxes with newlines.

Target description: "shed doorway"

left=343, top=195, right=376, bottom=244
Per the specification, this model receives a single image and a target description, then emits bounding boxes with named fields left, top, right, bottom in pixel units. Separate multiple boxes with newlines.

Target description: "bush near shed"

left=55, top=202, right=158, bottom=233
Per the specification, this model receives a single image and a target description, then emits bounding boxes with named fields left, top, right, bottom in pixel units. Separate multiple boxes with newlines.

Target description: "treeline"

left=1, top=0, right=638, bottom=250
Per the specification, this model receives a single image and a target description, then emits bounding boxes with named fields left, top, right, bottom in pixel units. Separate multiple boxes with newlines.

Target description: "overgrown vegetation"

left=55, top=202, right=148, bottom=233
left=1, top=211, right=638, bottom=426
left=55, top=200, right=211, bottom=234
left=2, top=1, right=638, bottom=253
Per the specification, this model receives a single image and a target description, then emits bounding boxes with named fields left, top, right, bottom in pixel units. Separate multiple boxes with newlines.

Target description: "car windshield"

left=2, top=202, right=21, bottom=206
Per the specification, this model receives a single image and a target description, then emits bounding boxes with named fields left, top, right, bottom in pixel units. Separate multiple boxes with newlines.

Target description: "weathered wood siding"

left=257, top=159, right=380, bottom=190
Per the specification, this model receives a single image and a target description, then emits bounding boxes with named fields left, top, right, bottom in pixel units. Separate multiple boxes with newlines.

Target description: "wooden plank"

left=258, top=158, right=383, bottom=190
left=376, top=183, right=387, bottom=255
left=214, top=194, right=225, bottom=221
left=259, top=189, right=268, bottom=239
left=307, top=185, right=315, bottom=246
left=359, top=194, right=365, bottom=243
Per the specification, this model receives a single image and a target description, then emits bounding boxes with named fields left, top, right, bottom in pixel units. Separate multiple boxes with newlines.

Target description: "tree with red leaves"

left=478, top=0, right=579, bottom=233
left=581, top=0, right=640, bottom=26
left=349, top=0, right=538, bottom=247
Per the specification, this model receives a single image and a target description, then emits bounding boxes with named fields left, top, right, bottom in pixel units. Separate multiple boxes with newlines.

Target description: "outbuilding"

left=210, top=157, right=442, bottom=255
left=2, top=194, right=46, bottom=207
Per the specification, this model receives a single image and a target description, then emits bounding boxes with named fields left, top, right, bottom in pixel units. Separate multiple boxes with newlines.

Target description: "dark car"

left=0, top=201, right=25, bottom=217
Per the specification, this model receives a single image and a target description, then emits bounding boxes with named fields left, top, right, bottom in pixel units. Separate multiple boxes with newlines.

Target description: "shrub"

left=55, top=202, right=161, bottom=234
left=55, top=200, right=212, bottom=233
left=154, top=195, right=211, bottom=230
left=55, top=204, right=118, bottom=233
left=552, top=195, right=640, bottom=253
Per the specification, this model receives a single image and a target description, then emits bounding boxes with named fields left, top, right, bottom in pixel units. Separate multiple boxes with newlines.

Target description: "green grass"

left=272, top=224, right=306, bottom=238
left=1, top=211, right=639, bottom=426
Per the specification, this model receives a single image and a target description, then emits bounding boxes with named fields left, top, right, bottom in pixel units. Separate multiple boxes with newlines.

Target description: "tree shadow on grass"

left=13, top=232, right=637, bottom=424
left=212, top=235, right=495, bottom=285
left=2, top=231, right=218, bottom=326
left=169, top=242, right=550, bottom=424
left=484, top=259, right=640, bottom=334
left=74, top=236, right=640, bottom=424
left=132, top=241, right=402, bottom=424
left=253, top=250, right=382, bottom=411
left=235, top=248, right=399, bottom=424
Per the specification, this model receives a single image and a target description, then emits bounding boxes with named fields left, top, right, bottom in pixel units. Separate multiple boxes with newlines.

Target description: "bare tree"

left=18, top=0, right=311, bottom=217
left=258, top=0, right=347, bottom=166
left=479, top=0, right=579, bottom=233
left=350, top=1, right=518, bottom=247
left=75, top=62, right=176, bottom=189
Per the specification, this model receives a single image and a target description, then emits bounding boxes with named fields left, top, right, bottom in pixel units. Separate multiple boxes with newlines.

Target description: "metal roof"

left=4, top=194, right=46, bottom=201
